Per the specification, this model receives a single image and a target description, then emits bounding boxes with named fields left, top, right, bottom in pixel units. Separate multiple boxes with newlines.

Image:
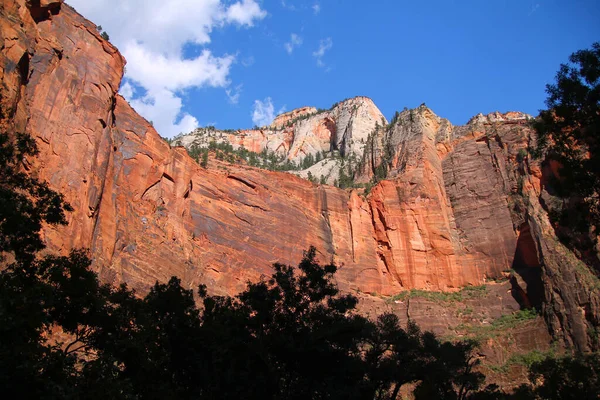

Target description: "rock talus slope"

left=1, top=0, right=598, bottom=351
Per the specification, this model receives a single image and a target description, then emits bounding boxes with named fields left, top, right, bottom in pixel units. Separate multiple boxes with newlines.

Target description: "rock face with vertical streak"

left=354, top=107, right=534, bottom=292
left=1, top=0, right=598, bottom=352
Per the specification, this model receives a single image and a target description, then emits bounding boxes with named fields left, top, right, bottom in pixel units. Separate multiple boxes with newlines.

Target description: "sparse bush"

left=390, top=285, right=489, bottom=303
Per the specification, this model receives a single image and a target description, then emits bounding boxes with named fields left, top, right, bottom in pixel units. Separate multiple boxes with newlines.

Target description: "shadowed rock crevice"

left=27, top=0, right=62, bottom=23
left=227, top=174, right=257, bottom=190
left=162, top=172, right=175, bottom=183
left=17, top=52, right=30, bottom=86
left=318, top=188, right=335, bottom=256
left=510, top=222, right=544, bottom=309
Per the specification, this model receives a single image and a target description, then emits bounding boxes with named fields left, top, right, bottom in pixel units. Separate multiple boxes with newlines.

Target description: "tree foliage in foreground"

left=511, top=352, right=600, bottom=400
left=0, top=243, right=491, bottom=399
left=0, top=132, right=72, bottom=262
left=534, top=42, right=600, bottom=256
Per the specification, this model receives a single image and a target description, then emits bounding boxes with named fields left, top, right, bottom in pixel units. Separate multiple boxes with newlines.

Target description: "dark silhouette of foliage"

left=0, top=131, right=72, bottom=262
left=390, top=111, right=401, bottom=126
left=512, top=353, right=600, bottom=399
left=533, top=42, right=600, bottom=255
left=364, top=313, right=487, bottom=400
left=0, top=250, right=113, bottom=398
left=198, top=247, right=373, bottom=399
left=413, top=337, right=484, bottom=400
left=0, top=233, right=497, bottom=399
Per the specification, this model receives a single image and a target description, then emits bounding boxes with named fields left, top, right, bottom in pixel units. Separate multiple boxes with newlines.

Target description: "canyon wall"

left=1, top=0, right=598, bottom=352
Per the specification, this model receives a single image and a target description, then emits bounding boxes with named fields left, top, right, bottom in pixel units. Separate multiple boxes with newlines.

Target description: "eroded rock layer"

left=1, top=0, right=598, bottom=352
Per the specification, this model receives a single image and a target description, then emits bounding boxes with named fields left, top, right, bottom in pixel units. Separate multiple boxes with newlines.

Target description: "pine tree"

left=201, top=149, right=209, bottom=168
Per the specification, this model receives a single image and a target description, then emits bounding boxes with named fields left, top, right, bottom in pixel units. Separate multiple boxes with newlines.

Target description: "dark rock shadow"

left=510, top=222, right=544, bottom=310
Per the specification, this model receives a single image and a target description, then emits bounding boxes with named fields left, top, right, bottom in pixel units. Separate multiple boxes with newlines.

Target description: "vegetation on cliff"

left=184, top=137, right=368, bottom=189
left=186, top=139, right=328, bottom=172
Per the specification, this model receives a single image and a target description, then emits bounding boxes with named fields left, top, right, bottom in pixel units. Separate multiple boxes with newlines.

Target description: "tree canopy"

left=534, top=42, right=600, bottom=254
left=0, top=132, right=72, bottom=262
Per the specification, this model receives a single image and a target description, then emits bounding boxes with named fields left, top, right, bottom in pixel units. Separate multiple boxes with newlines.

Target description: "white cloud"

left=226, top=84, right=243, bottom=104
left=123, top=42, right=234, bottom=92
left=67, top=0, right=266, bottom=137
left=130, top=88, right=199, bottom=137
left=312, top=4, right=320, bottom=14
left=226, top=0, right=267, bottom=25
left=313, top=37, right=332, bottom=67
left=284, top=33, right=303, bottom=54
left=252, top=97, right=276, bottom=127
left=120, top=81, right=134, bottom=100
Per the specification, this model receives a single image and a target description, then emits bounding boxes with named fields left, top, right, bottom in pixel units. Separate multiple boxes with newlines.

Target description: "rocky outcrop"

left=1, top=0, right=598, bottom=352
left=520, top=164, right=600, bottom=352
left=174, top=96, right=386, bottom=166
left=350, top=107, right=533, bottom=290
left=270, top=106, right=317, bottom=129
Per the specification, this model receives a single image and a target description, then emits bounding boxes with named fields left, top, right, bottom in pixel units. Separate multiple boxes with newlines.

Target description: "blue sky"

left=69, top=0, right=600, bottom=137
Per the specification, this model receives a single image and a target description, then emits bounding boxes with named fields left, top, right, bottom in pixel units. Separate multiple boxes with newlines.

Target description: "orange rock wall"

left=0, top=1, right=531, bottom=297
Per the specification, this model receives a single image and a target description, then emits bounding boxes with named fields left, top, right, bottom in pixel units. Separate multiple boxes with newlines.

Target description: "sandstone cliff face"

left=346, top=106, right=532, bottom=291
left=270, top=106, right=317, bottom=129
left=174, top=96, right=386, bottom=165
left=1, top=0, right=598, bottom=352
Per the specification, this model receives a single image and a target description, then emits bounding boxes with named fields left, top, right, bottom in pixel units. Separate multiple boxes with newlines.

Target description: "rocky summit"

left=1, top=0, right=598, bottom=375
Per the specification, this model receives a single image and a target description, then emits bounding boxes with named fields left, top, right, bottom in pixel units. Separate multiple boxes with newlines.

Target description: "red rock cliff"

left=1, top=0, right=598, bottom=352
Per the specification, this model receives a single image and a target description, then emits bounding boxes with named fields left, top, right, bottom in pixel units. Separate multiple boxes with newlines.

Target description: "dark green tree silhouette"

left=365, top=313, right=488, bottom=400
left=534, top=42, right=600, bottom=253
left=199, top=247, right=373, bottom=399
left=0, top=250, right=113, bottom=398
left=201, top=148, right=209, bottom=168
left=0, top=132, right=72, bottom=262
left=364, top=314, right=425, bottom=399
left=413, top=336, right=485, bottom=400
left=512, top=353, right=600, bottom=400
